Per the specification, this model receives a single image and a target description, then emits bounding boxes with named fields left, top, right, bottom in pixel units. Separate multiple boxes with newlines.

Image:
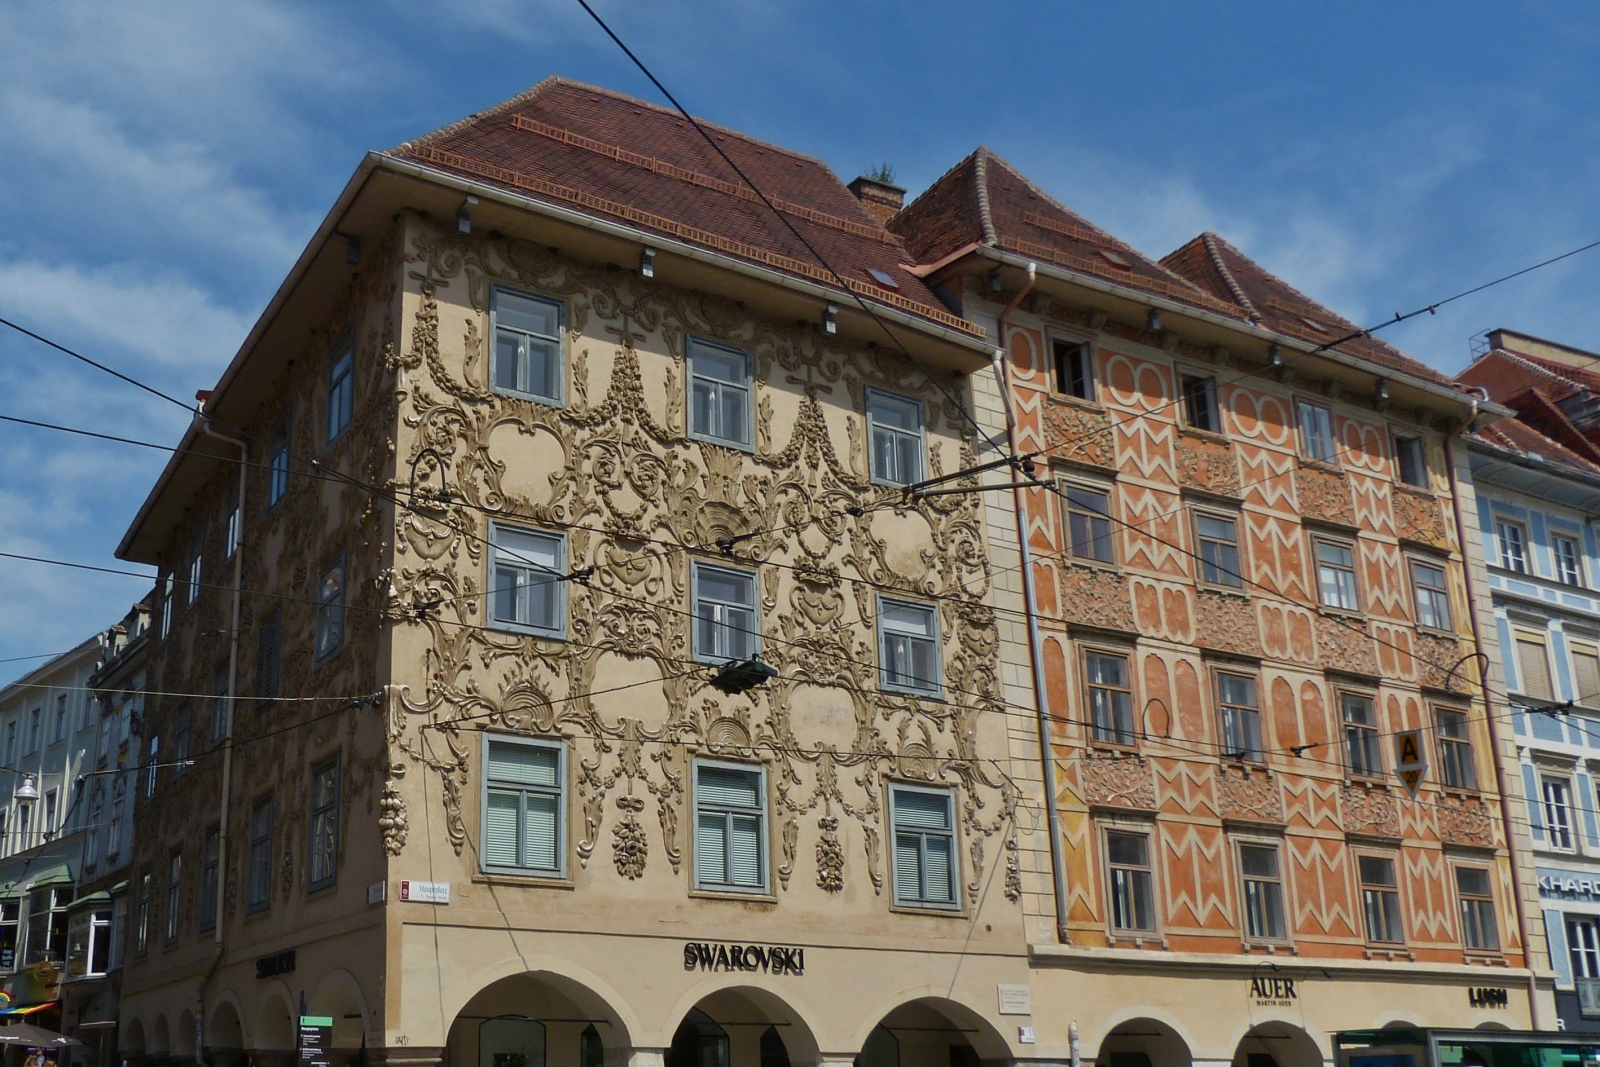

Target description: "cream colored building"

left=113, top=80, right=1040, bottom=1067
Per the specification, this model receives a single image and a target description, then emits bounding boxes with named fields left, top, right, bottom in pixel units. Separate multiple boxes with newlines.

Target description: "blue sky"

left=2, top=0, right=1599, bottom=681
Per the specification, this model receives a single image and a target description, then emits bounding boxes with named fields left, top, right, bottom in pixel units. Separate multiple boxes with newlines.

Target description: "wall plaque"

left=997, top=985, right=1032, bottom=1015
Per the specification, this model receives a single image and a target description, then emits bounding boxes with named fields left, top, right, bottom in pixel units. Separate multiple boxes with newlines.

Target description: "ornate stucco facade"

left=113, top=80, right=1035, bottom=1067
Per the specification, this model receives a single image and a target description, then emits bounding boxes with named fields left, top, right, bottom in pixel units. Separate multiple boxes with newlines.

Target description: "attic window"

left=1097, top=249, right=1132, bottom=269
left=1300, top=316, right=1329, bottom=334
left=866, top=268, right=899, bottom=290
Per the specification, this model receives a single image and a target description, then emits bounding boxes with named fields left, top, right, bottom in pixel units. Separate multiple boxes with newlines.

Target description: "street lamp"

left=13, top=776, right=37, bottom=802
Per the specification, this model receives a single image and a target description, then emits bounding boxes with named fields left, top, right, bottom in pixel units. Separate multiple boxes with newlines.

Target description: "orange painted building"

left=891, top=150, right=1553, bottom=1065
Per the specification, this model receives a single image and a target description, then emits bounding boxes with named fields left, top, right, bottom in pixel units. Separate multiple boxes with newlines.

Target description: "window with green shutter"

left=694, top=764, right=766, bottom=892
left=890, top=786, right=957, bottom=908
left=483, top=739, right=563, bottom=875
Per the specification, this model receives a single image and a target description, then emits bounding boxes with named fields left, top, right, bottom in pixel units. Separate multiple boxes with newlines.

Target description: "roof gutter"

left=375, top=154, right=994, bottom=359
left=962, top=245, right=1507, bottom=421
left=1467, top=436, right=1600, bottom=498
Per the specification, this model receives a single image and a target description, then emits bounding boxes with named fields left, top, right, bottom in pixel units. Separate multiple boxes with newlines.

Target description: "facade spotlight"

left=1268, top=344, right=1284, bottom=367
left=639, top=247, right=657, bottom=279
left=1147, top=309, right=1163, bottom=332
left=1375, top=378, right=1390, bottom=403
left=823, top=303, right=838, bottom=335
left=457, top=194, right=479, bottom=235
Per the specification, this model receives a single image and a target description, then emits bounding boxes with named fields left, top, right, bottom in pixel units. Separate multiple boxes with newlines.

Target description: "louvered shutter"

left=489, top=743, right=560, bottom=787
left=894, top=832, right=923, bottom=901
left=697, top=767, right=760, bottom=807
left=894, top=789, right=952, bottom=830
left=524, top=793, right=559, bottom=871
left=922, top=835, right=954, bottom=902
left=1577, top=652, right=1600, bottom=706
left=1518, top=640, right=1554, bottom=700
left=729, top=813, right=762, bottom=886
left=484, top=789, right=520, bottom=867
left=696, top=811, right=727, bottom=884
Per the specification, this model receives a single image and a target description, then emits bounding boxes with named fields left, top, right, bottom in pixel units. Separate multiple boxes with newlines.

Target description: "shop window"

left=479, top=1017, right=546, bottom=1067
left=667, top=1010, right=728, bottom=1067
left=1084, top=650, right=1135, bottom=746
left=489, top=525, right=566, bottom=638
left=581, top=1027, right=604, bottom=1067
left=890, top=786, right=958, bottom=909
left=1195, top=512, right=1243, bottom=588
left=1570, top=918, right=1600, bottom=1017
left=1517, top=637, right=1554, bottom=701
left=1062, top=482, right=1115, bottom=564
left=1543, top=777, right=1575, bottom=851
left=693, top=763, right=766, bottom=893
left=1297, top=400, right=1337, bottom=463
left=314, top=556, right=346, bottom=663
left=1556, top=535, right=1585, bottom=587
left=1410, top=559, right=1452, bottom=631
left=326, top=338, right=354, bottom=443
left=309, top=760, right=340, bottom=890
left=759, top=1026, right=790, bottom=1067
left=1435, top=708, right=1477, bottom=791
left=1053, top=340, right=1094, bottom=401
left=1216, top=672, right=1262, bottom=761
left=1358, top=854, right=1404, bottom=944
left=692, top=562, right=758, bottom=663
left=65, top=907, right=112, bottom=979
left=1394, top=434, right=1428, bottom=487
left=1496, top=519, right=1528, bottom=573
left=0, top=898, right=17, bottom=970
left=687, top=337, right=751, bottom=449
left=1341, top=693, right=1383, bottom=779
left=1455, top=866, right=1499, bottom=951
left=878, top=598, right=940, bottom=697
left=491, top=287, right=564, bottom=406
left=1315, top=537, right=1360, bottom=611
left=1181, top=373, right=1219, bottom=433
left=1105, top=828, right=1156, bottom=933
left=1238, top=841, right=1287, bottom=942
left=483, top=738, right=564, bottom=876
left=248, top=797, right=274, bottom=912
left=866, top=388, right=925, bottom=487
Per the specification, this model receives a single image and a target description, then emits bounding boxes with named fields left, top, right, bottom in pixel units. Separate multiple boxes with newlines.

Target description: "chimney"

left=848, top=176, right=906, bottom=225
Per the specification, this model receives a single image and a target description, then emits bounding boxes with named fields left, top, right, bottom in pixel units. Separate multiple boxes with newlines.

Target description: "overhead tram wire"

left=570, top=0, right=1005, bottom=457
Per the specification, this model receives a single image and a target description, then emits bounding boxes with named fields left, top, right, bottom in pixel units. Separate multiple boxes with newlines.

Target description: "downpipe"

left=989, top=263, right=1070, bottom=942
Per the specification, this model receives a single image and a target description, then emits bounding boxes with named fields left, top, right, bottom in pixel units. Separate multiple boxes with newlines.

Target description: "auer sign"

left=1249, top=976, right=1297, bottom=1006
left=683, top=941, right=805, bottom=976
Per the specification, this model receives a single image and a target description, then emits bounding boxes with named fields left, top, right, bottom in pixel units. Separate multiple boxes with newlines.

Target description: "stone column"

left=607, top=1048, right=666, bottom=1067
left=364, top=1048, right=446, bottom=1067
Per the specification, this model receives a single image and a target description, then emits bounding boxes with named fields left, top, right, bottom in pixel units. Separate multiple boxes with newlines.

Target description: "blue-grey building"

left=1462, top=328, right=1600, bottom=1032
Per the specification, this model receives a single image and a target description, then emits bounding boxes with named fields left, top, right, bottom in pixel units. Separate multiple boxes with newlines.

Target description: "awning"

left=22, top=867, right=71, bottom=891
left=1, top=1003, right=59, bottom=1017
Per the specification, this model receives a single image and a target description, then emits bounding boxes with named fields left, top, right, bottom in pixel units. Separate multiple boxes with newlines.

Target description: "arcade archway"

left=446, top=971, right=634, bottom=1067
left=1231, top=1024, right=1321, bottom=1067
left=856, top=997, right=1009, bottom=1067
left=664, top=988, right=819, bottom=1067
left=1098, top=1018, right=1192, bottom=1067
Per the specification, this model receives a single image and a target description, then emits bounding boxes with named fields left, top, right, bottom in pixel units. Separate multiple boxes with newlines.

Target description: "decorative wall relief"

left=1341, top=784, right=1400, bottom=839
left=1059, top=566, right=1136, bottom=632
left=815, top=816, right=844, bottom=893
left=1392, top=486, right=1450, bottom=550
left=1194, top=590, right=1261, bottom=657
left=1414, top=631, right=1471, bottom=693
left=613, top=795, right=649, bottom=880
left=1215, top=764, right=1283, bottom=824
left=379, top=778, right=409, bottom=856
left=1436, top=794, right=1495, bottom=848
left=1313, top=613, right=1380, bottom=677
left=1082, top=753, right=1156, bottom=810
left=1295, top=464, right=1356, bottom=527
left=1175, top=430, right=1240, bottom=497
left=1043, top=401, right=1116, bottom=470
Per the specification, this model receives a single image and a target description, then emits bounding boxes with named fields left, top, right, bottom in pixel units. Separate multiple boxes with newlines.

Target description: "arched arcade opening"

left=1097, top=1018, right=1192, bottom=1067
left=855, top=997, right=1009, bottom=1067
left=663, top=988, right=818, bottom=1067
left=446, top=972, right=633, bottom=1067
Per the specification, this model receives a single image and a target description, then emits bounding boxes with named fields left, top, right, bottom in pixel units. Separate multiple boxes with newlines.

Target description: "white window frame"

left=1496, top=518, right=1529, bottom=573
left=878, top=597, right=942, bottom=697
left=1314, top=534, right=1361, bottom=612
left=1543, top=775, right=1576, bottom=852
left=480, top=735, right=566, bottom=879
left=1052, top=339, right=1095, bottom=401
left=865, top=387, right=926, bottom=488
left=487, top=525, right=568, bottom=640
left=690, top=560, right=759, bottom=664
left=686, top=337, right=753, bottom=451
left=1297, top=399, right=1338, bottom=464
left=267, top=408, right=291, bottom=508
left=888, top=784, right=960, bottom=911
left=490, top=286, right=565, bottom=405
left=1555, top=534, right=1585, bottom=587
left=692, top=760, right=768, bottom=894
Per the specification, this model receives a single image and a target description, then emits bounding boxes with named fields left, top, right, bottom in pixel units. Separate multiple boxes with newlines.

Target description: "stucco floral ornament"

left=613, top=794, right=649, bottom=879
left=379, top=776, right=409, bottom=856
left=815, top=816, right=844, bottom=893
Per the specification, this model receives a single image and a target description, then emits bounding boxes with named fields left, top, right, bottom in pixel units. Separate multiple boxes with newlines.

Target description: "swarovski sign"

left=683, top=941, right=805, bottom=976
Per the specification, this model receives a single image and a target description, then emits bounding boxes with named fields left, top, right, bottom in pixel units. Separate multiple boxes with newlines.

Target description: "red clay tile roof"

left=1161, top=232, right=1451, bottom=387
left=890, top=148, right=1241, bottom=317
left=387, top=77, right=979, bottom=337
left=1474, top=418, right=1600, bottom=479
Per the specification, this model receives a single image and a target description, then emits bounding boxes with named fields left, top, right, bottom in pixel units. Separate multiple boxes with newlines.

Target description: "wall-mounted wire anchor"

left=407, top=448, right=453, bottom=508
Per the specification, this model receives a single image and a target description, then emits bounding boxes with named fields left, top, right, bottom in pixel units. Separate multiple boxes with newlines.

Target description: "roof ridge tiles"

left=972, top=149, right=999, bottom=246
left=1487, top=346, right=1590, bottom=393
left=1200, top=231, right=1262, bottom=321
